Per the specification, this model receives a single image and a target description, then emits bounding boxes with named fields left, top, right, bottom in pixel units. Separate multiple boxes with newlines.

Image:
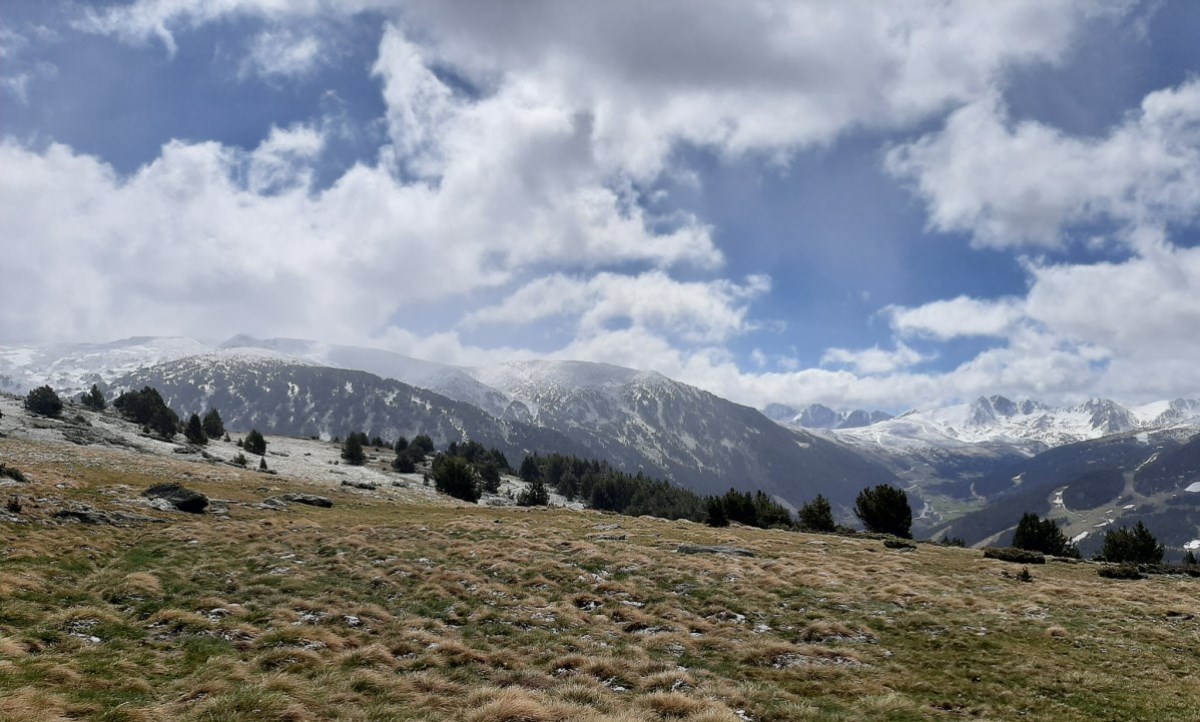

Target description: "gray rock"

left=54, top=503, right=164, bottom=526
left=676, top=544, right=754, bottom=557
left=340, top=480, right=378, bottom=491
left=142, top=483, right=209, bottom=513
left=280, top=493, right=334, bottom=508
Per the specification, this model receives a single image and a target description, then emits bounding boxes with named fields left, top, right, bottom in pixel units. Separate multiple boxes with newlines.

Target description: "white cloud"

left=887, top=295, right=1025, bottom=340
left=241, top=28, right=326, bottom=80
left=821, top=342, right=929, bottom=375
left=464, top=272, right=770, bottom=344
left=887, top=79, right=1200, bottom=249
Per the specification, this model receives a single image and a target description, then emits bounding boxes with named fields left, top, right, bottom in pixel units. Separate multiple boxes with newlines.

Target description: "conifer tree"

left=798, top=494, right=836, bottom=532
left=201, top=408, right=225, bottom=439
left=184, top=413, right=208, bottom=445
left=341, top=432, right=366, bottom=466
left=24, top=385, right=63, bottom=418
left=517, top=476, right=550, bottom=506
left=80, top=384, right=106, bottom=411
left=853, top=484, right=912, bottom=538
left=243, top=429, right=267, bottom=455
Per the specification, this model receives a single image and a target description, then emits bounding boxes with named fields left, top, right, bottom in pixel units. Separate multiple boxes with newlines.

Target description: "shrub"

left=1016, top=567, right=1034, bottom=583
left=0, top=463, right=28, bottom=483
left=243, top=429, right=267, bottom=456
left=24, top=385, right=63, bottom=418
left=798, top=494, right=836, bottom=532
left=883, top=538, right=917, bottom=550
left=854, top=484, right=912, bottom=538
left=232, top=453, right=248, bottom=468
left=984, top=547, right=1046, bottom=564
left=1098, top=563, right=1143, bottom=580
left=432, top=456, right=479, bottom=503
left=1012, top=512, right=1078, bottom=557
left=1099, top=522, right=1164, bottom=564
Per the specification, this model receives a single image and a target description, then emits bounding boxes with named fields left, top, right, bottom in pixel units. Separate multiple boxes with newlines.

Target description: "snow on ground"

left=1072, top=531, right=1090, bottom=544
left=1, top=392, right=576, bottom=511
left=1186, top=540, right=1200, bottom=551
left=1186, top=482, right=1200, bottom=493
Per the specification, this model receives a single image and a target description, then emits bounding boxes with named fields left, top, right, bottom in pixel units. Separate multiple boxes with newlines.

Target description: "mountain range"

left=0, top=336, right=896, bottom=509
left=6, top=335, right=1200, bottom=554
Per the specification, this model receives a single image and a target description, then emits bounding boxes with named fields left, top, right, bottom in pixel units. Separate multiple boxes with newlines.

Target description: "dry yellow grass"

left=4, top=432, right=1200, bottom=721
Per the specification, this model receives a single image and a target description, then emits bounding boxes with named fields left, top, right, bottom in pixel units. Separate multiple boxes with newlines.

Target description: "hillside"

left=4, top=398, right=1200, bottom=720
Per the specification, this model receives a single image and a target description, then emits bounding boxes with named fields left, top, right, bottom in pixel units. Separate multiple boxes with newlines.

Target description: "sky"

left=3, top=1, right=1200, bottom=412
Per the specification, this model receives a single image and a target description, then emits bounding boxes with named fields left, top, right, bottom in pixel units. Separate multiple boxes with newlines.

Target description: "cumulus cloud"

left=821, top=343, right=929, bottom=375
left=887, top=80, right=1200, bottom=249
left=464, top=272, right=770, bottom=344
left=887, top=295, right=1025, bottom=340
left=33, top=0, right=1200, bottom=414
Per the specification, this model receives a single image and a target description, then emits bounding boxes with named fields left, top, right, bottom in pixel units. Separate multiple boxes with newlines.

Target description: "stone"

left=142, top=483, right=209, bottom=514
left=676, top=544, right=754, bottom=557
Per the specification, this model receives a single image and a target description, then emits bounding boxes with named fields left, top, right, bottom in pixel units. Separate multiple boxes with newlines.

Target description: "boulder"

left=280, top=493, right=334, bottom=508
left=142, top=483, right=209, bottom=514
left=676, top=544, right=754, bottom=557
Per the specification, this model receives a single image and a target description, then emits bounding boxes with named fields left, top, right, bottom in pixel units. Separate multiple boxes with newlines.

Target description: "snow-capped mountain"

left=0, top=336, right=899, bottom=508
left=465, top=359, right=898, bottom=504
left=0, top=336, right=208, bottom=397
left=763, top=403, right=892, bottom=430
left=218, top=335, right=516, bottom=419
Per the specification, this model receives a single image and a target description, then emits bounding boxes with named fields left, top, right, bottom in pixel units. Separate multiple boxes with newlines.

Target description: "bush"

left=883, top=538, right=917, bottom=550
left=243, top=429, right=267, bottom=456
left=854, top=484, right=912, bottom=538
left=1098, top=563, right=1143, bottom=580
left=24, top=385, right=63, bottom=418
left=798, top=494, right=835, bottom=532
left=232, top=453, right=247, bottom=467
left=0, top=463, right=28, bottom=483
left=1012, top=512, right=1078, bottom=557
left=983, top=547, right=1046, bottom=564
left=1099, top=522, right=1164, bottom=564
left=432, top=456, right=479, bottom=503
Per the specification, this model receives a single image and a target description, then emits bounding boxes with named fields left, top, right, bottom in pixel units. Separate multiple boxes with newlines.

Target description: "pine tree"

left=243, top=429, right=267, bottom=455
left=184, top=413, right=208, bottom=445
left=201, top=408, right=225, bottom=439
left=519, top=455, right=542, bottom=482
left=1012, top=512, right=1077, bottom=557
left=1100, top=521, right=1164, bottom=564
left=517, top=477, right=550, bottom=506
left=24, top=386, right=63, bottom=418
left=432, top=455, right=479, bottom=502
left=479, top=461, right=502, bottom=493
left=341, top=433, right=366, bottom=466
left=705, top=496, right=729, bottom=527
left=854, top=484, right=912, bottom=538
left=80, top=384, right=106, bottom=411
left=798, top=494, right=835, bottom=532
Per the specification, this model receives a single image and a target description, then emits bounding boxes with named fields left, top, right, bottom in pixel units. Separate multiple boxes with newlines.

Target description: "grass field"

left=3, top=432, right=1200, bottom=721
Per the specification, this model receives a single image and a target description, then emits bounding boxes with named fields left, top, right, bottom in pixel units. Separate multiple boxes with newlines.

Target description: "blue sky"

left=4, top=1, right=1200, bottom=411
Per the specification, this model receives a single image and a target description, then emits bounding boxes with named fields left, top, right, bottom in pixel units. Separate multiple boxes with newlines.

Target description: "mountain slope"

left=468, top=360, right=899, bottom=507
left=109, top=352, right=588, bottom=464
